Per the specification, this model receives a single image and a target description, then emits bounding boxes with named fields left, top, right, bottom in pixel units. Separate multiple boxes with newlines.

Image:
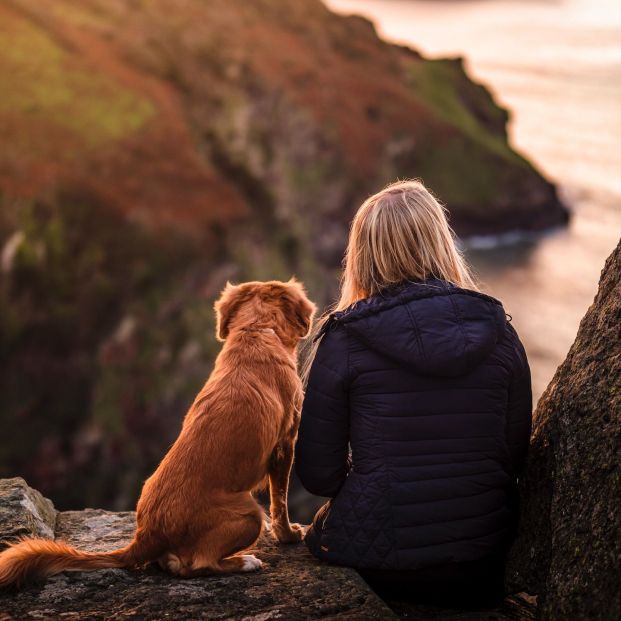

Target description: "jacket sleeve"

left=295, top=325, right=350, bottom=498
left=505, top=325, right=533, bottom=475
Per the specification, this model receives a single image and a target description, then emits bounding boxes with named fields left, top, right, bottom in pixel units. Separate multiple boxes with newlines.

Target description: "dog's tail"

left=0, top=535, right=155, bottom=589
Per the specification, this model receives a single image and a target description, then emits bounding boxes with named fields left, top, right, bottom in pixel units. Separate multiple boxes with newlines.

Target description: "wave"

left=459, top=226, right=567, bottom=251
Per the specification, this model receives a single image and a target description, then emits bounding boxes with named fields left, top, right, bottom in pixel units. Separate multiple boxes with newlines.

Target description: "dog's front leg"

left=268, top=437, right=304, bottom=543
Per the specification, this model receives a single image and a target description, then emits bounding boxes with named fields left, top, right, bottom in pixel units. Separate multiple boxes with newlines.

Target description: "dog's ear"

left=214, top=282, right=253, bottom=341
left=282, top=278, right=317, bottom=339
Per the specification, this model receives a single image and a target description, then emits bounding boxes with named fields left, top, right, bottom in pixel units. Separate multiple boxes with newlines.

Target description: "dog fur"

left=0, top=278, right=316, bottom=587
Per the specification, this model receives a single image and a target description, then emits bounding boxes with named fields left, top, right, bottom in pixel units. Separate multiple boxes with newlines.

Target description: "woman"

left=295, top=180, right=532, bottom=607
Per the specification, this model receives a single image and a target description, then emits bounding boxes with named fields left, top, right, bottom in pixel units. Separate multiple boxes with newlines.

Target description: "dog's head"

left=214, top=278, right=316, bottom=347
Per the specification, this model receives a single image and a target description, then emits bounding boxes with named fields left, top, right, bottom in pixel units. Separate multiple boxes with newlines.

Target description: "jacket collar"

left=315, top=279, right=503, bottom=342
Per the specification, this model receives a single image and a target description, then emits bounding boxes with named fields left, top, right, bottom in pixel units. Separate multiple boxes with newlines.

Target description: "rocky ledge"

left=0, top=478, right=536, bottom=621
left=0, top=478, right=393, bottom=621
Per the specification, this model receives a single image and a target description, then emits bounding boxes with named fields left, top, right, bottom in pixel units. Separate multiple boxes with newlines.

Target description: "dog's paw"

left=274, top=522, right=306, bottom=544
left=164, top=553, right=182, bottom=574
left=240, top=554, right=263, bottom=572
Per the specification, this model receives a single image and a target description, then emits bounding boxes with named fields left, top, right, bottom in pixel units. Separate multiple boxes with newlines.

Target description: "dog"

left=0, top=278, right=316, bottom=587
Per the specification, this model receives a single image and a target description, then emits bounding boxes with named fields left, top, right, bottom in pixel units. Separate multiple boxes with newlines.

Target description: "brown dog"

left=0, top=279, right=316, bottom=587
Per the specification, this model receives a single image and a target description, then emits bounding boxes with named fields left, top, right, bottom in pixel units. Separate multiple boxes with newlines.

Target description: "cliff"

left=0, top=0, right=569, bottom=513
left=506, top=239, right=621, bottom=620
left=0, top=0, right=567, bottom=246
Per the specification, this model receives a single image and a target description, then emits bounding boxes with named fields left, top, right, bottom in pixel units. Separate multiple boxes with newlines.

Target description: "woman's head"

left=302, top=179, right=476, bottom=383
left=302, top=179, right=477, bottom=382
left=339, top=179, right=476, bottom=308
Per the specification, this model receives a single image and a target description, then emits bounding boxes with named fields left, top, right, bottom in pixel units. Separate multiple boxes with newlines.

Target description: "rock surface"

left=0, top=478, right=395, bottom=620
left=506, top=239, right=621, bottom=620
left=0, top=478, right=539, bottom=620
left=385, top=596, right=536, bottom=621
left=0, top=479, right=56, bottom=543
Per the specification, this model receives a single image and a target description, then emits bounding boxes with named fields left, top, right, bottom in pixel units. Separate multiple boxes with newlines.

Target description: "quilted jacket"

left=295, top=279, right=532, bottom=571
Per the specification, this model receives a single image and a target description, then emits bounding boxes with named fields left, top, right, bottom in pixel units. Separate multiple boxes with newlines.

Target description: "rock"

left=0, top=479, right=396, bottom=620
left=506, top=240, right=621, bottom=620
left=384, top=593, right=536, bottom=621
left=0, top=478, right=540, bottom=620
left=0, top=478, right=56, bottom=542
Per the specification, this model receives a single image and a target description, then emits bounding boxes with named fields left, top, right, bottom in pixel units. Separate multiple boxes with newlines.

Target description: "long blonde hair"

left=303, top=179, right=477, bottom=382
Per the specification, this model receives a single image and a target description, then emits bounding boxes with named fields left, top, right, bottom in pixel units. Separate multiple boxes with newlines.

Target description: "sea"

left=326, top=0, right=621, bottom=404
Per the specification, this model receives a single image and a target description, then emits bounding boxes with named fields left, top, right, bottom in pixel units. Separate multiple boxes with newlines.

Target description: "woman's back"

left=296, top=278, right=532, bottom=571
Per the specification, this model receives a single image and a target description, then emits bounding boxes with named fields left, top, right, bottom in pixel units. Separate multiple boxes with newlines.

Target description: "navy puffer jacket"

left=295, top=279, right=532, bottom=571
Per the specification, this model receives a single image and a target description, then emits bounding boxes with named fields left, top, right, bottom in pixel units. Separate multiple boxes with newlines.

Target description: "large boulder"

left=507, top=239, right=621, bottom=620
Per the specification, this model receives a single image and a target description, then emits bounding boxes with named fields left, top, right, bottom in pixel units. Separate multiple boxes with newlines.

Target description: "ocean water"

left=327, top=0, right=621, bottom=404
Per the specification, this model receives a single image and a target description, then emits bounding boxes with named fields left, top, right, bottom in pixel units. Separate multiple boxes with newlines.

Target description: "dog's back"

left=138, top=326, right=300, bottom=527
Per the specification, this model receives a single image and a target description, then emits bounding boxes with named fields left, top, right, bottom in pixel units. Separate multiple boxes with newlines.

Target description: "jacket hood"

left=324, top=279, right=507, bottom=378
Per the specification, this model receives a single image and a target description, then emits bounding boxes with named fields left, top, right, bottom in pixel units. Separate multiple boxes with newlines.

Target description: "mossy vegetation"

left=401, top=57, right=545, bottom=212
left=413, top=135, right=503, bottom=209
left=407, top=58, right=525, bottom=166
left=0, top=11, right=155, bottom=151
left=0, top=194, right=221, bottom=508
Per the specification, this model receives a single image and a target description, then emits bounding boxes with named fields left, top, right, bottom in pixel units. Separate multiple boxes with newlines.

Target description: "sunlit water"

left=326, top=0, right=621, bottom=404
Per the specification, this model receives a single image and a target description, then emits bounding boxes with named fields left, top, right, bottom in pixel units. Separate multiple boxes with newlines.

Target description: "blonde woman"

left=295, top=180, right=532, bottom=607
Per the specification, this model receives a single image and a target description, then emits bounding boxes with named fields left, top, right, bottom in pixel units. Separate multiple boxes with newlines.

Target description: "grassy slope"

left=401, top=55, right=558, bottom=224
left=0, top=9, right=155, bottom=150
